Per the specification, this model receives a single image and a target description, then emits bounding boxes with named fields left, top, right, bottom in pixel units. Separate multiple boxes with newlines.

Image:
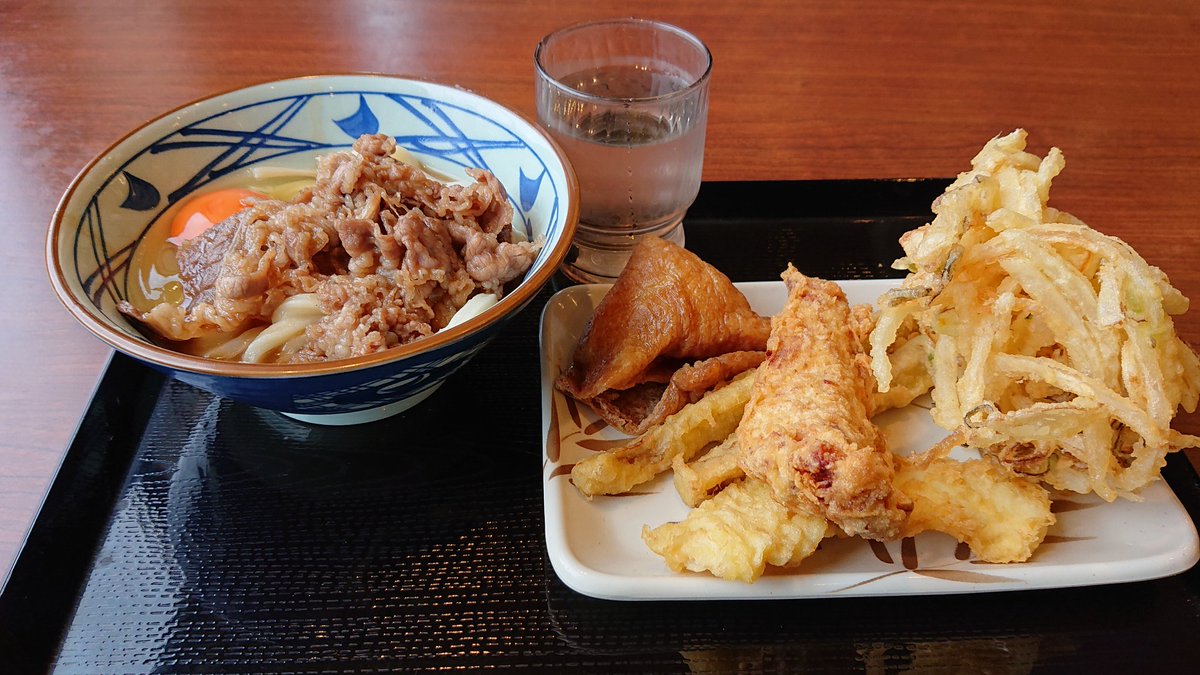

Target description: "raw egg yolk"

left=168, top=188, right=267, bottom=244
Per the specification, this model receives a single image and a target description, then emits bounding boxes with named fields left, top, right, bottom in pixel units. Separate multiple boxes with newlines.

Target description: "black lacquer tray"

left=4, top=180, right=1200, bottom=672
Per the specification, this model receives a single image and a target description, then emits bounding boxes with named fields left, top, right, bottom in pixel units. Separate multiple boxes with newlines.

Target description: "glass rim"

left=534, top=17, right=713, bottom=105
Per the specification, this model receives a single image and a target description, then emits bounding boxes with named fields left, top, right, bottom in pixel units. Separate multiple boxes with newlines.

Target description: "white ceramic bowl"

left=48, top=74, right=578, bottom=424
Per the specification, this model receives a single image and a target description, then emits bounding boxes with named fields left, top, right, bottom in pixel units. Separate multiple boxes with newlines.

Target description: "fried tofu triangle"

left=739, top=266, right=911, bottom=541
left=643, top=478, right=832, bottom=583
left=556, top=237, right=771, bottom=432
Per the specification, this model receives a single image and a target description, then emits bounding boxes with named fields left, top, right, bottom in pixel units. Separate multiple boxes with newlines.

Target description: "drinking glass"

left=535, top=18, right=712, bottom=283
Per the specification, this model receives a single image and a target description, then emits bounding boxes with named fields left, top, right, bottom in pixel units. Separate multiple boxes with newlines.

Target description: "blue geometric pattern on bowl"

left=69, top=89, right=563, bottom=328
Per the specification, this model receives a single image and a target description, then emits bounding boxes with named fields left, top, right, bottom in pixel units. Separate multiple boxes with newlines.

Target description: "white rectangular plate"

left=540, top=278, right=1200, bottom=601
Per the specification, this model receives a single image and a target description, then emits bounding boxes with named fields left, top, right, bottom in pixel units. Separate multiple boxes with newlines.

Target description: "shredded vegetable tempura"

left=869, top=129, right=1200, bottom=500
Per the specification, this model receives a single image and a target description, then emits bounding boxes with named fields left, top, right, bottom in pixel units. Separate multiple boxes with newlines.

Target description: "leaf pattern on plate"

left=869, top=540, right=894, bottom=564
left=834, top=570, right=906, bottom=593
left=576, top=438, right=632, bottom=452
left=1040, top=535, right=1095, bottom=544
left=914, top=569, right=1021, bottom=584
left=583, top=418, right=610, bottom=435
left=901, top=537, right=920, bottom=570
left=835, top=532, right=1036, bottom=590
left=546, top=393, right=561, bottom=462
left=1051, top=500, right=1096, bottom=513
left=564, top=397, right=583, bottom=429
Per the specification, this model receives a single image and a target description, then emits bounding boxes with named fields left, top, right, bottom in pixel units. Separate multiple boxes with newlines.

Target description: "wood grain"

left=1, top=0, right=1197, bottom=583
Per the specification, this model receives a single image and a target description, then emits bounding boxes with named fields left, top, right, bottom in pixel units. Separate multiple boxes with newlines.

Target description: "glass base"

left=559, top=218, right=686, bottom=284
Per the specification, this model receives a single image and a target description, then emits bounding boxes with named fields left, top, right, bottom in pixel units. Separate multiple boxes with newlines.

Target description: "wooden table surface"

left=1, top=0, right=1198, bottom=586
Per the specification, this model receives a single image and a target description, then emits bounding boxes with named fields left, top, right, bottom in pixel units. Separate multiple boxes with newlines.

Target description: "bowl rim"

left=46, top=73, right=579, bottom=379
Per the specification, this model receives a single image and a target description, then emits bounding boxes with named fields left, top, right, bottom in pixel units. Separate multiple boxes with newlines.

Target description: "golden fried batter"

left=738, top=266, right=910, bottom=540
left=895, top=453, right=1054, bottom=563
left=643, top=478, right=832, bottom=583
left=570, top=372, right=755, bottom=497
left=587, top=350, right=767, bottom=435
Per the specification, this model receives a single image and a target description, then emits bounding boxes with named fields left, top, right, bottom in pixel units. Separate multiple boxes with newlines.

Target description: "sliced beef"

left=119, top=133, right=541, bottom=362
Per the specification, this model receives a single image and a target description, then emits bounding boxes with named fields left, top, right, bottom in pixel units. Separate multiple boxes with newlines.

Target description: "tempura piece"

left=872, top=332, right=933, bottom=413
left=570, top=372, right=755, bottom=497
left=556, top=237, right=771, bottom=431
left=642, top=478, right=832, bottom=583
left=672, top=434, right=745, bottom=508
left=849, top=303, right=933, bottom=413
left=670, top=333, right=933, bottom=511
left=870, top=129, right=1200, bottom=499
left=739, top=267, right=910, bottom=540
left=895, top=451, right=1054, bottom=563
left=586, top=350, right=766, bottom=435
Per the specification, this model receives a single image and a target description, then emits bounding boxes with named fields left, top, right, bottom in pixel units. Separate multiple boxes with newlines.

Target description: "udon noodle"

left=119, top=134, right=542, bottom=364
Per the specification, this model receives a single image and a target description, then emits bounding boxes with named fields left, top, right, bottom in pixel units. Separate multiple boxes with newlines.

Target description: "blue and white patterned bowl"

left=48, top=75, right=578, bottom=424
